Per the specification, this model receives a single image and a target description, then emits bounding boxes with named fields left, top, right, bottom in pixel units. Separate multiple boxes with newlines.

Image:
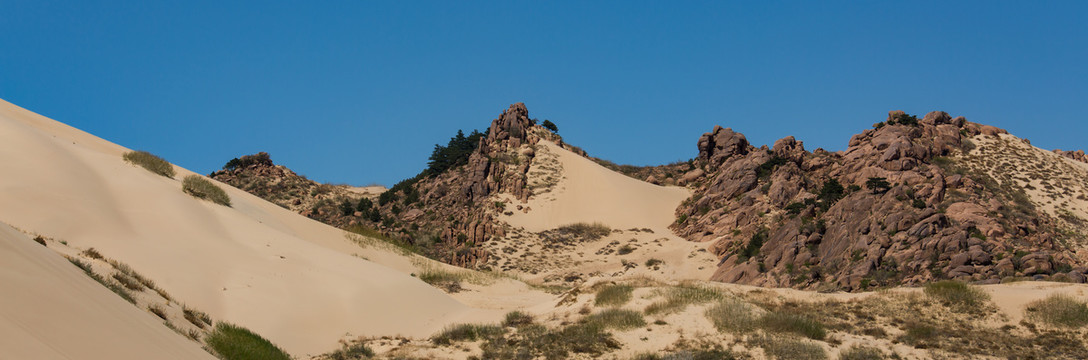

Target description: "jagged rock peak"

left=697, top=125, right=751, bottom=169
left=487, top=102, right=533, bottom=146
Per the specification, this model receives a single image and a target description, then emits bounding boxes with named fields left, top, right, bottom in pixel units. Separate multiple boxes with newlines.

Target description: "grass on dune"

left=123, top=150, right=175, bottom=178
left=182, top=175, right=232, bottom=206
left=644, top=284, right=723, bottom=315
left=205, top=322, right=291, bottom=360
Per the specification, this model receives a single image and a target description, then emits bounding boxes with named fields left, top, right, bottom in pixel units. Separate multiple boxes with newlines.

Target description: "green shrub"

left=123, top=150, right=175, bottom=178
left=583, top=309, right=645, bottom=330
left=759, top=311, right=826, bottom=340
left=182, top=175, right=231, bottom=206
left=838, top=344, right=885, bottom=360
left=594, top=284, right=634, bottom=307
left=705, top=298, right=758, bottom=333
left=431, top=323, right=504, bottom=345
left=644, top=284, right=723, bottom=315
left=502, top=311, right=534, bottom=328
left=324, top=342, right=375, bottom=360
left=1024, top=294, right=1088, bottom=328
left=923, top=280, right=989, bottom=311
left=205, top=322, right=291, bottom=360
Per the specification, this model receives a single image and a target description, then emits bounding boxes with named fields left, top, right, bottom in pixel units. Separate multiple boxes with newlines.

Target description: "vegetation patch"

left=583, top=308, right=646, bottom=330
left=752, top=334, right=827, bottom=360
left=705, top=298, right=759, bottom=333
left=205, top=322, right=291, bottom=360
left=66, top=256, right=136, bottom=304
left=540, top=222, right=612, bottom=244
left=1024, top=294, right=1088, bottom=328
left=759, top=311, right=826, bottom=340
left=182, top=175, right=232, bottom=206
left=644, top=284, right=723, bottom=315
left=431, top=323, right=504, bottom=345
left=123, top=150, right=175, bottom=178
left=838, top=344, right=885, bottom=360
left=183, top=306, right=213, bottom=329
left=594, top=284, right=634, bottom=307
left=320, top=342, right=375, bottom=360
left=923, top=280, right=990, bottom=312
left=502, top=311, right=534, bottom=328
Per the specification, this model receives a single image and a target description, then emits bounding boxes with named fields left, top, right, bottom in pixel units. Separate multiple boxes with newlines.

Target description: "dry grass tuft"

left=182, top=175, right=232, bottom=206
left=1024, top=294, right=1088, bottom=328
left=123, top=150, right=176, bottom=178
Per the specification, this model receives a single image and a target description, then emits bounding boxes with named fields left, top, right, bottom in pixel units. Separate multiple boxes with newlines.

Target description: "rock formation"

left=674, top=110, right=1088, bottom=290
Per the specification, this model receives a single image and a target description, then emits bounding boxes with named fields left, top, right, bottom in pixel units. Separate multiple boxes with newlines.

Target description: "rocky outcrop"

left=210, top=153, right=375, bottom=228
left=698, top=126, right=753, bottom=170
left=1054, top=149, right=1088, bottom=164
left=675, top=111, right=1087, bottom=291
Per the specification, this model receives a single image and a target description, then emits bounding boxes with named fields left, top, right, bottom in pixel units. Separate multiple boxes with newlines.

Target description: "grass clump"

left=481, top=322, right=619, bottom=359
left=594, top=284, right=634, bottom=307
left=112, top=272, right=146, bottom=291
left=706, top=298, right=759, bottom=333
left=502, top=311, right=534, bottom=328
left=417, top=268, right=464, bottom=293
left=1024, top=294, right=1088, bottom=328
left=205, top=322, right=291, bottom=360
left=923, top=280, right=989, bottom=312
left=322, top=342, right=375, bottom=360
left=753, top=334, right=827, bottom=360
left=644, top=284, right=723, bottom=315
left=897, top=322, right=937, bottom=347
left=147, top=304, right=168, bottom=320
left=66, top=256, right=136, bottom=304
left=583, top=308, right=646, bottom=330
left=431, top=323, right=504, bottom=345
left=759, top=311, right=826, bottom=340
left=838, top=344, right=885, bottom=360
left=182, top=175, right=231, bottom=206
left=123, top=150, right=175, bottom=178
left=183, top=306, right=213, bottom=329
left=634, top=349, right=736, bottom=360
left=556, top=222, right=611, bottom=240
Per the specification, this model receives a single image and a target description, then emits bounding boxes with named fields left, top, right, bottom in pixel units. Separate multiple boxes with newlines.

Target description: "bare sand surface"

left=0, top=223, right=216, bottom=360
left=0, top=98, right=478, bottom=356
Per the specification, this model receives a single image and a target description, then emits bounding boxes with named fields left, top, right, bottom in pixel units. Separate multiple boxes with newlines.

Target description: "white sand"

left=502, top=141, right=691, bottom=232
left=0, top=223, right=217, bottom=360
left=0, top=98, right=474, bottom=357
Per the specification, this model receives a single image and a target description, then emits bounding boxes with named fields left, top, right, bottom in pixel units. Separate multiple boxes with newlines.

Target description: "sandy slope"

left=502, top=141, right=691, bottom=232
left=0, top=223, right=216, bottom=360
left=0, top=99, right=475, bottom=356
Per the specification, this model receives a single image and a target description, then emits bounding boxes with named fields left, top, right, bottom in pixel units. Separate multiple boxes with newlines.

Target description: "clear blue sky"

left=2, top=1, right=1085, bottom=186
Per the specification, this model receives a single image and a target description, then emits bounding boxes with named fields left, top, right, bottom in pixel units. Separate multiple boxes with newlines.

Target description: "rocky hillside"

left=673, top=111, right=1088, bottom=290
left=209, top=152, right=384, bottom=228
left=364, top=103, right=590, bottom=267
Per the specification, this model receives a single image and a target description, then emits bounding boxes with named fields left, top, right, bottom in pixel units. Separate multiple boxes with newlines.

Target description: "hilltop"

left=3, top=97, right=1087, bottom=359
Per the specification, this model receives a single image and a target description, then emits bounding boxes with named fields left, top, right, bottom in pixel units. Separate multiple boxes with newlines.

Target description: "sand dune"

left=502, top=141, right=691, bottom=232
left=0, top=223, right=216, bottom=360
left=0, top=99, right=473, bottom=356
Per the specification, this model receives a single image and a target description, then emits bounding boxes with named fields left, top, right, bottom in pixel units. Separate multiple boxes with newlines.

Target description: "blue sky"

left=2, top=1, right=1085, bottom=186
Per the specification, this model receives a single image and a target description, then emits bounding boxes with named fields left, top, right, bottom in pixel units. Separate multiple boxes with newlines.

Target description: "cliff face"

left=674, top=111, right=1088, bottom=290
